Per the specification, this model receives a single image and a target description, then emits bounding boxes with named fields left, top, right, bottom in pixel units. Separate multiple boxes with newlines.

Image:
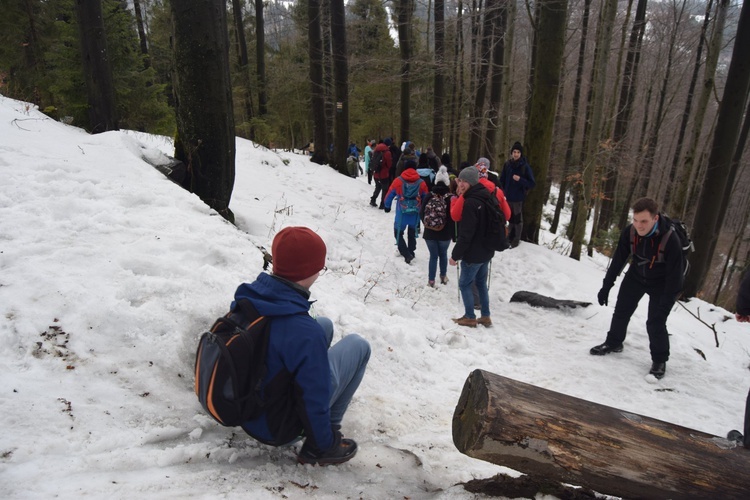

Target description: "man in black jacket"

left=590, top=197, right=684, bottom=379
left=449, top=167, right=495, bottom=328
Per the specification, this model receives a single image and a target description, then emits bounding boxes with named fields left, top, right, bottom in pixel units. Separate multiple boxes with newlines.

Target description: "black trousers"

left=370, top=179, right=390, bottom=208
left=605, top=272, right=674, bottom=363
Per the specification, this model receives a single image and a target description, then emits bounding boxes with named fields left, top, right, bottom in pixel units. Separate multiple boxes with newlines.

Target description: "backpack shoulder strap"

left=656, top=226, right=675, bottom=263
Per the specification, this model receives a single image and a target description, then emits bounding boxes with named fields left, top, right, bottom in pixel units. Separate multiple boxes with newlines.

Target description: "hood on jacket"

left=233, top=273, right=311, bottom=318
left=400, top=168, right=421, bottom=182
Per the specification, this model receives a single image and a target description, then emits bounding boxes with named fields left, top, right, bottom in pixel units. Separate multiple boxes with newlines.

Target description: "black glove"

left=597, top=287, right=611, bottom=306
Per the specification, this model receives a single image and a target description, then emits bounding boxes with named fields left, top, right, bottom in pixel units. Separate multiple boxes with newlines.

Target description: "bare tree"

left=397, top=0, right=415, bottom=142
left=231, top=0, right=256, bottom=140
left=307, top=0, right=328, bottom=165
left=330, top=0, right=350, bottom=172
left=431, top=0, right=446, bottom=152
left=255, top=0, right=268, bottom=117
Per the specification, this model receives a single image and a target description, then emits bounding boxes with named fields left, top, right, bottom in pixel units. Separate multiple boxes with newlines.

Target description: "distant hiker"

left=590, top=198, right=685, bottom=380
left=369, top=140, right=392, bottom=209
left=346, top=155, right=360, bottom=178
left=387, top=138, right=401, bottom=185
left=384, top=166, right=428, bottom=264
left=234, top=227, right=370, bottom=464
left=499, top=142, right=535, bottom=248
left=449, top=167, right=495, bottom=327
left=395, top=142, right=417, bottom=177
left=364, top=140, right=375, bottom=184
left=421, top=166, right=455, bottom=286
left=727, top=272, right=750, bottom=448
left=347, top=141, right=360, bottom=159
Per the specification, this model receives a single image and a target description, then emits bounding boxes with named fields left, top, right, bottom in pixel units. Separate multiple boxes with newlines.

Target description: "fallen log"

left=509, top=291, right=591, bottom=309
left=453, top=369, right=750, bottom=499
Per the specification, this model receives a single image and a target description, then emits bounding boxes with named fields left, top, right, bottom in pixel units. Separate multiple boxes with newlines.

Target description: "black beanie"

left=511, top=142, right=523, bottom=155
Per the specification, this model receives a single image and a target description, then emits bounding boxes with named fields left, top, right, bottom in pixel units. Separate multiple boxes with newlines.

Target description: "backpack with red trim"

left=194, top=299, right=270, bottom=426
left=629, top=214, right=693, bottom=276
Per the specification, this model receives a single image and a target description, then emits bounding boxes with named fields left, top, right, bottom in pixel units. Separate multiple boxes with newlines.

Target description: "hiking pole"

left=456, top=265, right=461, bottom=303
left=487, top=259, right=492, bottom=291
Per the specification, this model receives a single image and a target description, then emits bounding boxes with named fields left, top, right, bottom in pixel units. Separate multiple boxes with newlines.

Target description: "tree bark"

left=75, top=0, right=118, bottom=134
left=397, top=0, right=414, bottom=142
left=330, top=0, right=350, bottom=173
left=482, top=1, right=506, bottom=163
left=255, top=0, right=268, bottom=116
left=308, top=0, right=328, bottom=165
left=683, top=0, right=750, bottom=298
left=133, top=0, right=150, bottom=69
left=431, top=0, right=445, bottom=152
left=170, top=0, right=236, bottom=222
left=467, top=0, right=496, bottom=163
left=523, top=0, right=568, bottom=244
left=231, top=0, right=256, bottom=140
left=453, top=369, right=750, bottom=500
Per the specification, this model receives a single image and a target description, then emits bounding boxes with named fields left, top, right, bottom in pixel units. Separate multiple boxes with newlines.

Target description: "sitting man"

left=235, top=226, right=371, bottom=464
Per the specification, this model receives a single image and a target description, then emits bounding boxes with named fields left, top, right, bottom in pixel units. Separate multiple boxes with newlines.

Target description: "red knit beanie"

left=271, top=227, right=327, bottom=282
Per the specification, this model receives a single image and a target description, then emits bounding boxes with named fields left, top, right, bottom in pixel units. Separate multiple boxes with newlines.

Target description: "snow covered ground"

left=1, top=94, right=749, bottom=499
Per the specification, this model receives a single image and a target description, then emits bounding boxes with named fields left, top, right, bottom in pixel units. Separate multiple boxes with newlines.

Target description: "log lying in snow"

left=452, top=369, right=750, bottom=500
left=509, top=291, right=591, bottom=309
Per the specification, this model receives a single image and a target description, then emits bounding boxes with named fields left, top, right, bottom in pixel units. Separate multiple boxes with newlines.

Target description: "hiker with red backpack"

left=369, top=140, right=393, bottom=210
left=384, top=161, right=429, bottom=264
left=227, top=227, right=370, bottom=464
left=590, top=197, right=685, bottom=379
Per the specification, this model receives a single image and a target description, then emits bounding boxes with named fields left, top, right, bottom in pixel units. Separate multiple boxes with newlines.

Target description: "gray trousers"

left=508, top=201, right=524, bottom=244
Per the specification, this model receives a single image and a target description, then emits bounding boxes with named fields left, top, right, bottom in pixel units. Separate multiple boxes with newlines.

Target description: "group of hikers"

left=197, top=138, right=750, bottom=468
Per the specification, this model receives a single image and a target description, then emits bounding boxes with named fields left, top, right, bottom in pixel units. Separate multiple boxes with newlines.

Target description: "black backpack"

left=483, top=189, right=509, bottom=252
left=194, top=299, right=270, bottom=427
left=629, top=214, right=694, bottom=276
left=370, top=149, right=384, bottom=175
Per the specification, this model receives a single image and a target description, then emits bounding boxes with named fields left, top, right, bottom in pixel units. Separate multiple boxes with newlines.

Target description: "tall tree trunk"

left=674, top=0, right=729, bottom=218
left=523, top=0, right=568, bottom=244
left=499, top=0, right=516, bottom=156
left=170, top=0, right=236, bottom=222
left=330, top=0, right=350, bottom=173
left=397, top=0, right=414, bottom=142
left=683, top=0, right=750, bottom=298
left=550, top=0, right=592, bottom=235
left=254, top=0, right=268, bottom=117
left=664, top=0, right=714, bottom=213
left=308, top=0, right=328, bottom=165
left=596, top=0, right=646, bottom=235
left=482, top=1, right=507, bottom=163
left=467, top=0, right=495, bottom=162
left=523, top=0, right=540, bottom=141
left=231, top=0, right=256, bottom=140
left=570, top=0, right=618, bottom=260
left=133, top=0, right=150, bottom=69
left=75, top=0, right=118, bottom=134
left=431, top=0, right=445, bottom=152
left=449, top=1, right=466, bottom=162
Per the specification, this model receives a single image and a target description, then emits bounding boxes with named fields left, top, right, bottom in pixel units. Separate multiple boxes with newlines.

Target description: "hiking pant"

left=508, top=201, right=524, bottom=245
left=370, top=178, right=390, bottom=208
left=459, top=261, right=490, bottom=319
left=395, top=225, right=416, bottom=259
left=367, top=166, right=373, bottom=184
left=425, top=239, right=450, bottom=281
left=317, top=317, right=371, bottom=426
left=604, top=272, right=674, bottom=363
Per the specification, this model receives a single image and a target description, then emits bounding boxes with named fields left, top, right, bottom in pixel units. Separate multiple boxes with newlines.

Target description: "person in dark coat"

left=499, top=142, right=536, bottom=247
left=421, top=166, right=455, bottom=286
left=236, top=227, right=371, bottom=464
left=449, top=167, right=495, bottom=328
left=369, top=140, right=393, bottom=210
left=589, top=198, right=684, bottom=379
left=727, top=272, right=750, bottom=448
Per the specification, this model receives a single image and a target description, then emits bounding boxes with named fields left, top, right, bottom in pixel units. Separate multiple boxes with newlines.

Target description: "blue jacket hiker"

left=385, top=168, right=429, bottom=263
left=235, top=227, right=370, bottom=465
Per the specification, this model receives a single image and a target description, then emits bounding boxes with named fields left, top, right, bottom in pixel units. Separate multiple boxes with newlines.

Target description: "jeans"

left=395, top=226, right=416, bottom=259
left=604, top=273, right=673, bottom=362
left=425, top=239, right=450, bottom=281
left=317, top=317, right=371, bottom=425
left=458, top=261, right=490, bottom=319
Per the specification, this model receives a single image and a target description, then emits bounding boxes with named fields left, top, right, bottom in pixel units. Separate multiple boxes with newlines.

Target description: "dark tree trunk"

left=330, top=0, right=350, bottom=173
left=596, top=0, right=647, bottom=234
left=523, top=0, right=568, bottom=244
left=453, top=370, right=750, bottom=500
left=308, top=0, right=328, bottom=165
left=397, top=0, right=414, bottom=142
left=170, top=0, right=236, bottom=222
left=551, top=0, right=592, bottom=235
left=231, top=0, right=256, bottom=140
left=683, top=0, right=750, bottom=298
left=254, top=0, right=267, bottom=116
left=75, top=0, right=118, bottom=134
left=467, top=0, right=495, bottom=163
left=448, top=1, right=466, bottom=162
left=133, top=0, right=150, bottom=69
left=482, top=1, right=507, bottom=163
left=431, top=0, right=445, bottom=152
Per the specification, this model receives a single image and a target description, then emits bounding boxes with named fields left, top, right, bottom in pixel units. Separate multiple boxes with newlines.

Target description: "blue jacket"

left=384, top=168, right=428, bottom=231
left=235, top=273, right=334, bottom=452
left=499, top=156, right=536, bottom=202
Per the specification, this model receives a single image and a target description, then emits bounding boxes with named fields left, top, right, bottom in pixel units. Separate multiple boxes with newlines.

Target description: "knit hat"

left=475, top=157, right=490, bottom=179
left=511, top=142, right=523, bottom=155
left=458, top=166, right=479, bottom=186
left=435, top=166, right=450, bottom=187
left=272, top=226, right=327, bottom=282
left=384, top=138, right=392, bottom=147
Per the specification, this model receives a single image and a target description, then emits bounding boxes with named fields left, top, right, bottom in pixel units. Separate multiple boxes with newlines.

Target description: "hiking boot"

left=452, top=316, right=477, bottom=327
left=369, top=200, right=377, bottom=207
left=440, top=275, right=449, bottom=285
left=477, top=316, right=492, bottom=327
left=727, top=430, right=744, bottom=444
left=428, top=280, right=436, bottom=287
left=589, top=342, right=623, bottom=355
left=297, top=436, right=358, bottom=466
left=649, top=362, right=666, bottom=379
left=405, top=254, right=414, bottom=264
